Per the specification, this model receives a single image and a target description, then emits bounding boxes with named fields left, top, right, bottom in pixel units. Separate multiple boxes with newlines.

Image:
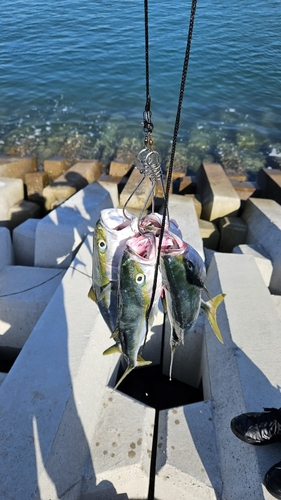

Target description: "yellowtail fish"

left=103, top=232, right=162, bottom=389
left=160, top=231, right=225, bottom=380
left=89, top=208, right=137, bottom=332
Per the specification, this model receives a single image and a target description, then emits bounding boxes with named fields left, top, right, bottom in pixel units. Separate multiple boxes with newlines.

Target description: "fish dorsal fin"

left=201, top=293, right=226, bottom=343
left=103, top=344, right=122, bottom=356
left=88, top=286, right=97, bottom=303
left=111, top=328, right=119, bottom=340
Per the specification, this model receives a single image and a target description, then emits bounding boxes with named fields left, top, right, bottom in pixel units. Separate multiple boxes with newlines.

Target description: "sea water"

left=1, top=0, right=281, bottom=172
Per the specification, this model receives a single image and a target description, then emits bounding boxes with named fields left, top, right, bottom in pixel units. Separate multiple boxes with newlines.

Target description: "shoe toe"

left=265, top=462, right=281, bottom=499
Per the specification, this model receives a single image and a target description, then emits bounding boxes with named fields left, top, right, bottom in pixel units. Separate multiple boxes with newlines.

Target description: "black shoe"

left=230, top=407, right=281, bottom=445
left=265, top=461, right=281, bottom=499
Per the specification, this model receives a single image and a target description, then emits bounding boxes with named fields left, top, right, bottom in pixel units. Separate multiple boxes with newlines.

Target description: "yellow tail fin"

left=201, top=293, right=226, bottom=343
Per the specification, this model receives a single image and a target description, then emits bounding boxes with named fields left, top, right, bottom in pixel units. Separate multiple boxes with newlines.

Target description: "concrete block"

left=35, top=182, right=113, bottom=268
left=242, top=198, right=281, bottom=294
left=109, top=159, right=132, bottom=177
left=8, top=200, right=41, bottom=230
left=0, top=236, right=132, bottom=499
left=43, top=160, right=103, bottom=211
left=13, top=218, right=39, bottom=266
left=233, top=244, right=273, bottom=287
left=97, top=173, right=126, bottom=208
left=199, top=219, right=220, bottom=250
left=230, top=179, right=260, bottom=197
left=0, top=177, right=24, bottom=222
left=204, top=253, right=281, bottom=499
left=82, top=388, right=155, bottom=499
left=178, top=175, right=196, bottom=194
left=25, top=171, right=50, bottom=202
left=258, top=168, right=281, bottom=204
left=0, top=372, right=7, bottom=387
left=155, top=401, right=222, bottom=500
left=0, top=227, right=14, bottom=272
left=272, top=295, right=281, bottom=322
left=0, top=156, right=37, bottom=180
left=119, top=168, right=152, bottom=210
left=196, top=162, right=240, bottom=221
left=0, top=265, right=64, bottom=349
left=218, top=216, right=247, bottom=252
left=184, top=194, right=202, bottom=218
left=167, top=194, right=204, bottom=260
left=43, top=156, right=71, bottom=181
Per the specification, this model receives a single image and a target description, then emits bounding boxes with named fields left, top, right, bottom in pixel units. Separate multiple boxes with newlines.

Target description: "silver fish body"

left=90, top=208, right=137, bottom=332
left=104, top=232, right=162, bottom=388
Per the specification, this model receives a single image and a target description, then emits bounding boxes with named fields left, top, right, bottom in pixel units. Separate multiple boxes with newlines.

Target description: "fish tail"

left=202, top=293, right=226, bottom=343
left=114, top=357, right=152, bottom=390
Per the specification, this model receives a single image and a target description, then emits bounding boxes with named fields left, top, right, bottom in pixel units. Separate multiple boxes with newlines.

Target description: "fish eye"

left=186, top=261, right=194, bottom=271
left=135, top=273, right=145, bottom=285
left=98, top=239, right=106, bottom=251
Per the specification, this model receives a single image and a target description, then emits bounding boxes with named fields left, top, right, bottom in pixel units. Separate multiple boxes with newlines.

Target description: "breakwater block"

left=155, top=401, right=222, bottom=500
left=13, top=218, right=39, bottom=266
left=43, top=160, right=102, bottom=211
left=0, top=156, right=37, bottom=180
left=119, top=168, right=152, bottom=210
left=242, top=197, right=281, bottom=294
left=109, top=159, right=132, bottom=177
left=25, top=171, right=49, bottom=202
left=97, top=173, right=126, bottom=208
left=199, top=219, right=220, bottom=250
left=167, top=194, right=204, bottom=260
left=233, top=243, right=273, bottom=287
left=218, top=216, right=247, bottom=252
left=258, top=167, right=281, bottom=204
left=35, top=182, right=113, bottom=268
left=0, top=265, right=64, bottom=349
left=204, top=252, right=281, bottom=499
left=0, top=177, right=24, bottom=223
left=196, top=162, right=241, bottom=221
left=0, top=227, right=14, bottom=272
left=8, top=200, right=41, bottom=230
left=43, top=156, right=71, bottom=182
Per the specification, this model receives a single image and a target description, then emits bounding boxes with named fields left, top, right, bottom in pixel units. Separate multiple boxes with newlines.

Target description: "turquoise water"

left=1, top=0, right=281, bottom=172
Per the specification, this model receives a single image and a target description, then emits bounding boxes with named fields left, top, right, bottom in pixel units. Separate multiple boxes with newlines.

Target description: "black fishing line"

left=146, top=0, right=198, bottom=331
left=0, top=266, right=91, bottom=298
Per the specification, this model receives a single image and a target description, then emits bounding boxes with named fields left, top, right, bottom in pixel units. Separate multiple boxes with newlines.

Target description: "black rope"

left=146, top=0, right=198, bottom=332
left=143, top=0, right=153, bottom=137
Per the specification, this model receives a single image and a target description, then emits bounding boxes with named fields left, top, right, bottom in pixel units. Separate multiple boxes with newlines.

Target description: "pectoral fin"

left=103, top=344, right=122, bottom=356
left=201, top=293, right=226, bottom=344
left=88, top=286, right=97, bottom=302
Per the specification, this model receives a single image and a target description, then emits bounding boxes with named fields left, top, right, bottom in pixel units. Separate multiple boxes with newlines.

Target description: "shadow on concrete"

left=185, top=343, right=281, bottom=498
left=0, top=183, right=120, bottom=499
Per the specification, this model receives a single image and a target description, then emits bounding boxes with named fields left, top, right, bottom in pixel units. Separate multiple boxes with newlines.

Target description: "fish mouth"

left=126, top=233, right=156, bottom=261
left=161, top=231, right=187, bottom=254
left=100, top=208, right=136, bottom=233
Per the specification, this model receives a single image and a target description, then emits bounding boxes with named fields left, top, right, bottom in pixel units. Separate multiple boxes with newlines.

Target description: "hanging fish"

left=103, top=232, right=162, bottom=389
left=160, top=231, right=225, bottom=380
left=89, top=208, right=137, bottom=333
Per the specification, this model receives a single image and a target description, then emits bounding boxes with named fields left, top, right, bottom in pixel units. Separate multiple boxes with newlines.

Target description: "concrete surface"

left=218, top=216, right=247, bottom=252
left=167, top=194, right=204, bottom=260
left=196, top=162, right=241, bottom=221
left=34, top=182, right=113, bottom=268
left=233, top=243, right=273, bottom=287
left=119, top=168, right=152, bottom=210
left=0, top=156, right=37, bottom=180
left=13, top=218, right=39, bottom=266
left=0, top=265, right=64, bottom=348
left=242, top=197, right=281, bottom=294
left=155, top=401, right=222, bottom=500
left=0, top=227, right=14, bottom=272
left=204, top=252, right=281, bottom=500
left=0, top=177, right=24, bottom=222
